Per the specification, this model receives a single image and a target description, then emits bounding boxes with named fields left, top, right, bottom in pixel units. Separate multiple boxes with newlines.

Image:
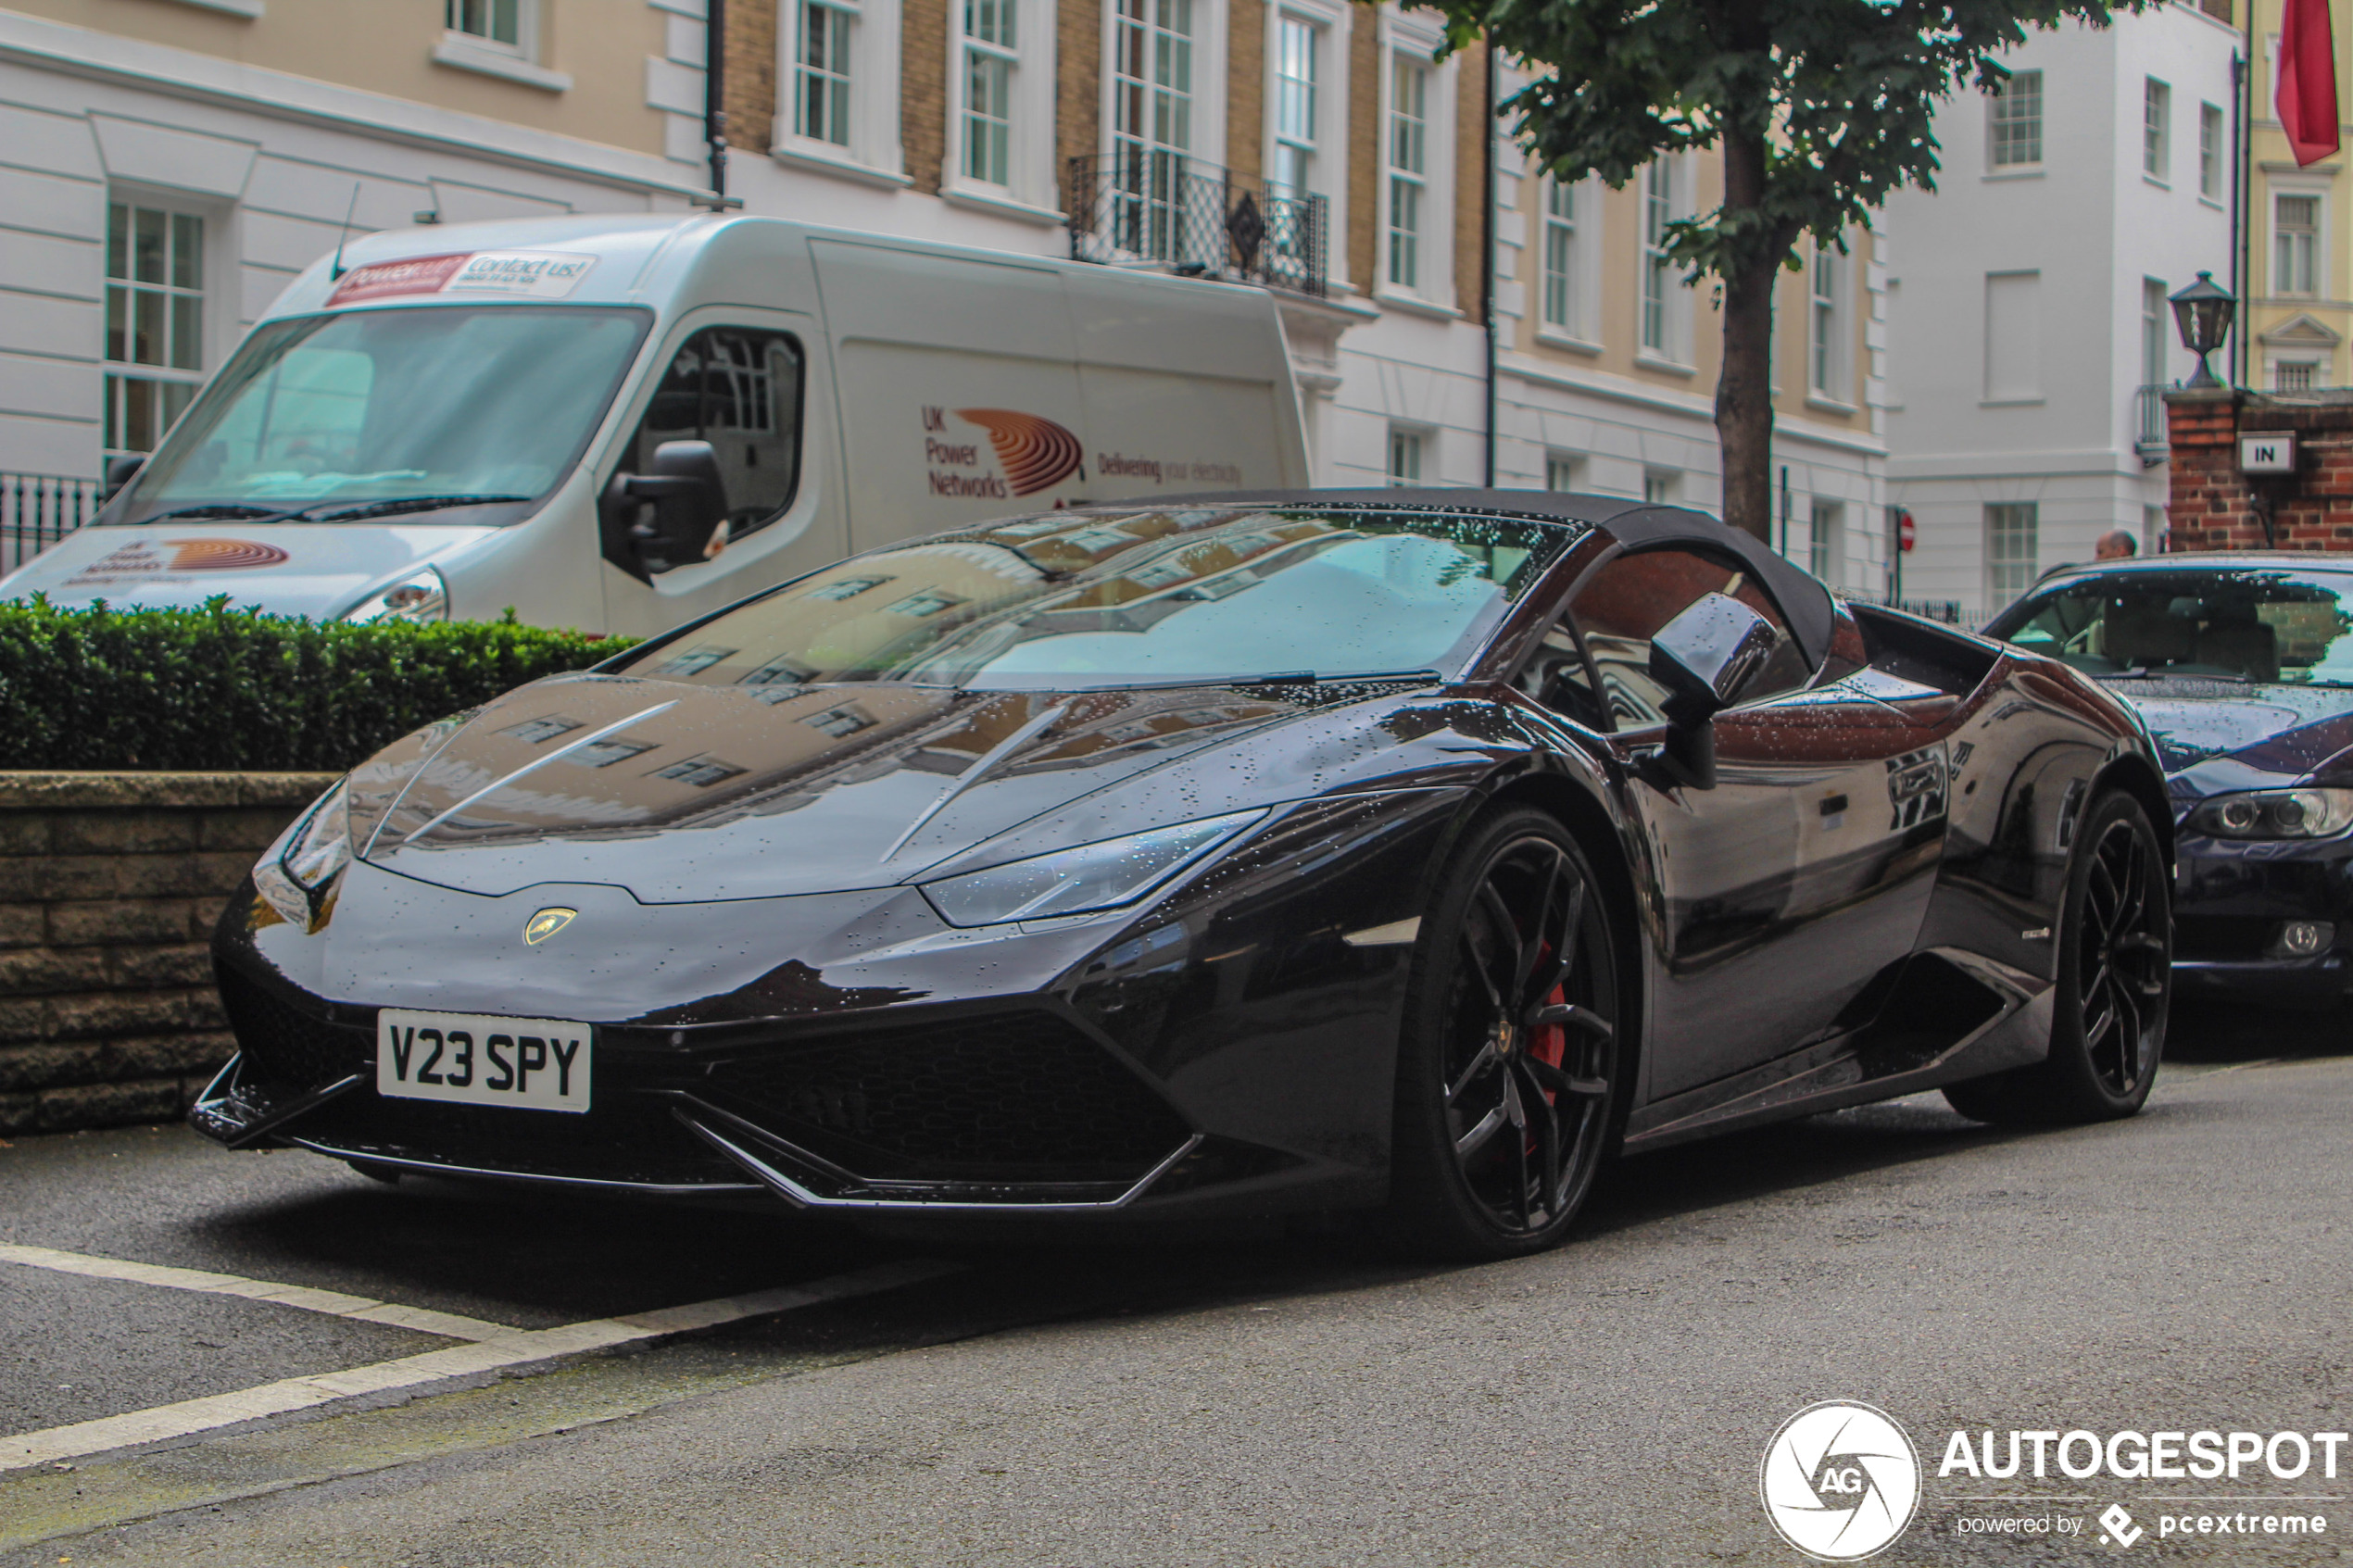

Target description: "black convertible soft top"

left=1149, top=488, right=1837, bottom=671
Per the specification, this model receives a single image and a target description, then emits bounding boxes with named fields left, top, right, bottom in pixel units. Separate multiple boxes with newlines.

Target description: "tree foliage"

left=1414, top=0, right=2145, bottom=537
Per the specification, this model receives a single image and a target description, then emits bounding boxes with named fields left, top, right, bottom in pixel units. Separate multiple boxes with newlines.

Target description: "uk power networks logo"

left=1761, top=1401, right=1923, bottom=1561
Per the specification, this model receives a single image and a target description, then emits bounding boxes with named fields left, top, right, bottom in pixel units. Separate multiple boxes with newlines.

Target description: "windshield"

left=1989, top=567, right=2353, bottom=685
left=116, top=305, right=651, bottom=524
left=612, top=507, right=1586, bottom=690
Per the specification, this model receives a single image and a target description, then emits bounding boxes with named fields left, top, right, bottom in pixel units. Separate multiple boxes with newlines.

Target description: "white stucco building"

left=1883, top=0, right=2240, bottom=621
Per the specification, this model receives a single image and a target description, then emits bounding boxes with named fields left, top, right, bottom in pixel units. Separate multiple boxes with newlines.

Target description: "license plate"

left=376, top=1009, right=591, bottom=1113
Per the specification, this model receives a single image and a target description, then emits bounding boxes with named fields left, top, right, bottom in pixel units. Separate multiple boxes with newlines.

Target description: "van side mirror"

left=102, top=455, right=143, bottom=501
left=602, top=440, right=728, bottom=578
left=1642, top=593, right=1780, bottom=790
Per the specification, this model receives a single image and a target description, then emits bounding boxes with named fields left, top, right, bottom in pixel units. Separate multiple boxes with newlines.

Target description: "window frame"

left=1807, top=241, right=1846, bottom=403
left=1987, top=69, right=2044, bottom=171
left=1386, top=425, right=1425, bottom=485
left=1261, top=0, right=1352, bottom=285
left=1544, top=452, right=1582, bottom=494
left=445, top=0, right=532, bottom=55
left=1637, top=157, right=1692, bottom=366
left=771, top=0, right=906, bottom=185
left=2141, top=277, right=2169, bottom=389
left=2274, top=189, right=2323, bottom=297
left=102, top=192, right=220, bottom=466
left=1536, top=173, right=1600, bottom=345
left=1373, top=9, right=1455, bottom=309
left=1985, top=501, right=2040, bottom=607
left=2143, top=77, right=2171, bottom=182
left=942, top=0, right=1057, bottom=214
left=2198, top=101, right=2224, bottom=202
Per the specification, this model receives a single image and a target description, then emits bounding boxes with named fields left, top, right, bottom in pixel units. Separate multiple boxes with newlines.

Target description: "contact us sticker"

left=1760, top=1403, right=2347, bottom=1558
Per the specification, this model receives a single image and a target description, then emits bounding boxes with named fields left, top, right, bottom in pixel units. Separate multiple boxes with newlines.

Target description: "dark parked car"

left=1988, top=553, right=2353, bottom=1003
left=196, top=493, right=2172, bottom=1258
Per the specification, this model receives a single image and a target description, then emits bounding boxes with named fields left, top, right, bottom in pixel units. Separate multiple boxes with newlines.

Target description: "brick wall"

left=1347, top=15, right=1378, bottom=293
left=904, top=0, right=950, bottom=194
left=1453, top=41, right=1488, bottom=322
left=1226, top=0, right=1264, bottom=187
left=1058, top=0, right=1101, bottom=212
left=0, top=773, right=335, bottom=1137
left=726, top=0, right=778, bottom=154
left=2166, top=388, right=2353, bottom=552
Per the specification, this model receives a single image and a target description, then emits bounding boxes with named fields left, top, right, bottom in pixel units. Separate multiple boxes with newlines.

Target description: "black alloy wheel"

left=1387, top=808, right=1622, bottom=1259
left=1945, top=789, right=2171, bottom=1125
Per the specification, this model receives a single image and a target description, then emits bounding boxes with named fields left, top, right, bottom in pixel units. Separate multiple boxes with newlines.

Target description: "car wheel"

left=1944, top=789, right=2171, bottom=1125
left=1385, top=808, right=1623, bottom=1260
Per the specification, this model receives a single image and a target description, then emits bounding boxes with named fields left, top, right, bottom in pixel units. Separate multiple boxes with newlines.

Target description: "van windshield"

left=611, top=508, right=1585, bottom=691
left=115, top=305, right=651, bottom=525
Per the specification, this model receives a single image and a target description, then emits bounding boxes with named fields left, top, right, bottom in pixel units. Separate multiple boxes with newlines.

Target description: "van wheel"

left=1384, top=809, right=1622, bottom=1261
left=1944, top=790, right=2171, bottom=1125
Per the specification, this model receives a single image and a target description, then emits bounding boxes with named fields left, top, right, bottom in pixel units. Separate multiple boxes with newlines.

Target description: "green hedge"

left=0, top=598, right=636, bottom=771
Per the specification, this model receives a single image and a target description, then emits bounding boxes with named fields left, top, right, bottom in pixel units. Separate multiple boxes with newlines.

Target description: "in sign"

left=2240, top=433, right=2297, bottom=473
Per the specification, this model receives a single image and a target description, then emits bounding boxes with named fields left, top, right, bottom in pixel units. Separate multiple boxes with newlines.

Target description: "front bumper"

left=199, top=791, right=1457, bottom=1218
left=2172, top=826, right=2353, bottom=998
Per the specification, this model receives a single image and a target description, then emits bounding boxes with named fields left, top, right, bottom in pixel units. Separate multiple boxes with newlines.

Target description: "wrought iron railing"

left=1065, top=154, right=1327, bottom=299
left=3, top=470, right=101, bottom=578
left=2134, top=384, right=2171, bottom=467
left=1837, top=586, right=1971, bottom=628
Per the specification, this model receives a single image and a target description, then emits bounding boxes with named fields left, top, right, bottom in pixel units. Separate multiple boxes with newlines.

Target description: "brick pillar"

left=2163, top=387, right=2246, bottom=552
left=2167, top=389, right=2353, bottom=553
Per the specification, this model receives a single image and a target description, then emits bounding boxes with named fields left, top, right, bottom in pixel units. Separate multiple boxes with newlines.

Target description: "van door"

left=810, top=242, right=1088, bottom=549
left=598, top=307, right=847, bottom=639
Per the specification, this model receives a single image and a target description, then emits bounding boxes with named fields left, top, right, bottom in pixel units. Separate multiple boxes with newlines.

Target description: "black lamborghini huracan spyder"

left=197, top=493, right=2175, bottom=1258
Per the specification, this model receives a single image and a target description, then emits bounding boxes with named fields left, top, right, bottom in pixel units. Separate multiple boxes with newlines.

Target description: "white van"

left=5, top=213, right=1310, bottom=637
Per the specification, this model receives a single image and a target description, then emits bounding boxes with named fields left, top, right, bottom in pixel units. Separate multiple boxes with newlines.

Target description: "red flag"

left=2278, top=0, right=2341, bottom=168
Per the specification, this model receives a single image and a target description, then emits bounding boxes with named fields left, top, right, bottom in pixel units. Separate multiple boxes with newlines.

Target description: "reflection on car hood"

left=352, top=672, right=1432, bottom=901
left=2095, top=677, right=2353, bottom=777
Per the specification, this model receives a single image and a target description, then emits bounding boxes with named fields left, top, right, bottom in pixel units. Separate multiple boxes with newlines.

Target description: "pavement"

left=0, top=997, right=2347, bottom=1566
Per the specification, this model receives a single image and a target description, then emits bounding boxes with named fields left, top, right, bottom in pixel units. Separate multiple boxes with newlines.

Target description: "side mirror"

left=102, top=455, right=143, bottom=501
left=1642, top=593, right=1780, bottom=789
left=601, top=439, right=727, bottom=578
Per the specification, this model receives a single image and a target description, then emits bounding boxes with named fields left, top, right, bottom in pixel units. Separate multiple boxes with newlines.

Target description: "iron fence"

left=1066, top=154, right=1327, bottom=299
left=3, top=471, right=101, bottom=578
left=1837, top=586, right=1972, bottom=628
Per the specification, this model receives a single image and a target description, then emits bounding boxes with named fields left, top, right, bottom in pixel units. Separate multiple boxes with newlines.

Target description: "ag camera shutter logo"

left=1760, top=1400, right=1922, bottom=1561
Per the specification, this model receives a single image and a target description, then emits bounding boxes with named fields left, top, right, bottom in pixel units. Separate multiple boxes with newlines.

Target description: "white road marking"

left=0, top=1243, right=509, bottom=1342
left=0, top=1257, right=963, bottom=1474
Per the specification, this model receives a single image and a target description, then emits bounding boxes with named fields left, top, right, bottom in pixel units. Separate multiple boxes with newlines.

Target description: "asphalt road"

left=2, top=998, right=2348, bottom=1566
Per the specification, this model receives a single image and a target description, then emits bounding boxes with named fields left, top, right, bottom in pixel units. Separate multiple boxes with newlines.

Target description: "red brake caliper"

left=1527, top=944, right=1567, bottom=1152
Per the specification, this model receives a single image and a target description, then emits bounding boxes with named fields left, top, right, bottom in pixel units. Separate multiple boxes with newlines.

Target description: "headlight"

left=253, top=780, right=352, bottom=928
left=345, top=566, right=448, bottom=624
left=2190, top=787, right=2353, bottom=839
left=919, top=810, right=1266, bottom=928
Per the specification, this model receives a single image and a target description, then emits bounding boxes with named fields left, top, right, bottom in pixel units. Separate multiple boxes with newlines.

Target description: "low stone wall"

left=0, top=772, right=338, bottom=1136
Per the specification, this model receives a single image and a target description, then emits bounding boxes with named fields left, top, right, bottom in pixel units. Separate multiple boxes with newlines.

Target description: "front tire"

left=1944, top=789, right=2171, bottom=1125
left=1384, top=808, right=1623, bottom=1260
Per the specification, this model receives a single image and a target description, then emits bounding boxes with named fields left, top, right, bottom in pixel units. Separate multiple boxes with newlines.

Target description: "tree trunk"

left=1714, top=124, right=1778, bottom=545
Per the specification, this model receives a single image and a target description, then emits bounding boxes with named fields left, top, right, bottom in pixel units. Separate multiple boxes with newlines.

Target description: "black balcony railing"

left=1066, top=153, right=1327, bottom=299
left=2134, top=383, right=2171, bottom=467
left=3, top=470, right=101, bottom=578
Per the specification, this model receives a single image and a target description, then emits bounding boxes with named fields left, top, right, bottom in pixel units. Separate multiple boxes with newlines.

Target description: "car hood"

left=0, top=522, right=493, bottom=620
left=2095, top=677, right=2353, bottom=788
left=352, top=672, right=1459, bottom=902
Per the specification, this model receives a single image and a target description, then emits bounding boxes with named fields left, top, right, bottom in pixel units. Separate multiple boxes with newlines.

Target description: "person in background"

left=2095, top=530, right=2139, bottom=561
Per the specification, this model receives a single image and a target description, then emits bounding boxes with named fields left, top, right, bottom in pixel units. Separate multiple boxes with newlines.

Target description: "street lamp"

left=2171, top=272, right=2236, bottom=389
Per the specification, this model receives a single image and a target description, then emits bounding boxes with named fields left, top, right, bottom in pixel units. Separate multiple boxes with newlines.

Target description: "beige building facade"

left=2242, top=0, right=2353, bottom=391
left=1, top=0, right=1886, bottom=591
